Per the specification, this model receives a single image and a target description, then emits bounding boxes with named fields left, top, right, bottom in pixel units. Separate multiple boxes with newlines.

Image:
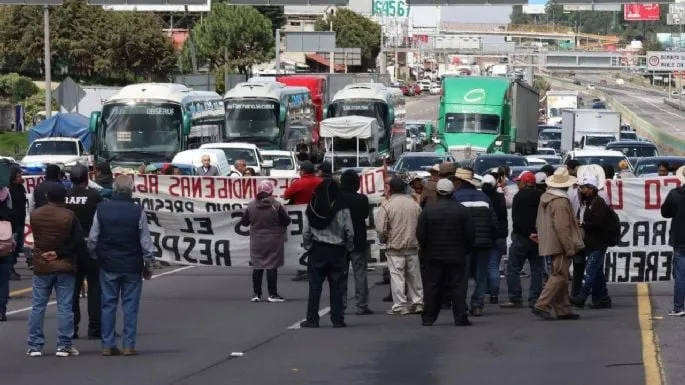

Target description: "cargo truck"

left=545, top=90, right=580, bottom=126
left=560, top=109, right=621, bottom=153
left=437, top=76, right=539, bottom=161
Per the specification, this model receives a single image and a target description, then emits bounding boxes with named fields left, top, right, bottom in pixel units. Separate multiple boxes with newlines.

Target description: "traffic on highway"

left=2, top=27, right=685, bottom=385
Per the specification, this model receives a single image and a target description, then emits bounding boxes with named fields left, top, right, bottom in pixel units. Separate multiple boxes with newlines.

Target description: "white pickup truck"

left=21, top=137, right=92, bottom=167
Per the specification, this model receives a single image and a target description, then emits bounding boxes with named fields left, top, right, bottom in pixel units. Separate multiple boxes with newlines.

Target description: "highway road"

left=574, top=74, right=685, bottom=139
left=0, top=94, right=676, bottom=385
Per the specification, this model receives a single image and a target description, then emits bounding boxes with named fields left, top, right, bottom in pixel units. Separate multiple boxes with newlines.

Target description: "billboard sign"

left=522, top=0, right=546, bottom=15
left=285, top=32, right=336, bottom=52
left=646, top=51, right=685, bottom=71
left=624, top=4, right=661, bottom=21
left=99, top=0, right=209, bottom=11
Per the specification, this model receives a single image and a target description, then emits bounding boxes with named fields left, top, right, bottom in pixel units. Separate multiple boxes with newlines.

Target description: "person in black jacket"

left=482, top=174, right=508, bottom=305
left=0, top=163, right=14, bottom=321
left=662, top=166, right=685, bottom=316
left=8, top=166, right=26, bottom=280
left=33, top=164, right=62, bottom=209
left=66, top=164, right=104, bottom=339
left=501, top=171, right=544, bottom=309
left=417, top=179, right=475, bottom=326
left=339, top=169, right=373, bottom=315
left=571, top=175, right=612, bottom=309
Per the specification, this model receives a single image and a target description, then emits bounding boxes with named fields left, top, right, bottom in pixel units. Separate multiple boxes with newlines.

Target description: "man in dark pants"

left=501, top=171, right=544, bottom=309
left=65, top=165, right=103, bottom=339
left=300, top=179, right=354, bottom=328
left=417, top=179, right=475, bottom=326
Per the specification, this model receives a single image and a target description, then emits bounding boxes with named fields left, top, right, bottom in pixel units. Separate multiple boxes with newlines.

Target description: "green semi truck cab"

left=437, top=76, right=538, bottom=162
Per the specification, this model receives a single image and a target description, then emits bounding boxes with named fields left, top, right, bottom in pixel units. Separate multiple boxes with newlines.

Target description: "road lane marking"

left=5, top=265, right=195, bottom=315
left=637, top=283, right=666, bottom=385
left=9, top=287, right=31, bottom=297
left=287, top=307, right=331, bottom=329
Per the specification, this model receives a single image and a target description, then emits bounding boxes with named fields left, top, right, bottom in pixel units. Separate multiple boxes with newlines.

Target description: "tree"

left=254, top=6, right=285, bottom=33
left=187, top=4, right=274, bottom=74
left=315, top=9, right=381, bottom=71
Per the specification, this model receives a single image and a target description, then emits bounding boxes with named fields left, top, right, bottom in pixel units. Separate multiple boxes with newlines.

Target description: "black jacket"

left=581, top=195, right=611, bottom=251
left=483, top=185, right=508, bottom=240
left=452, top=184, right=497, bottom=249
left=66, top=185, right=103, bottom=234
left=417, top=196, right=475, bottom=264
left=9, top=183, right=26, bottom=231
left=339, top=170, right=369, bottom=252
left=662, top=187, right=685, bottom=248
left=512, top=186, right=542, bottom=237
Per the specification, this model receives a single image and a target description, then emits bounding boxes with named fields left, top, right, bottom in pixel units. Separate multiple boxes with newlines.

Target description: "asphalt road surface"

left=0, top=95, right=673, bottom=385
left=575, top=75, right=685, bottom=139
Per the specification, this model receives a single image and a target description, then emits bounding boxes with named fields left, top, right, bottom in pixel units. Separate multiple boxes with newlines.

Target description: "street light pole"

left=43, top=5, right=51, bottom=118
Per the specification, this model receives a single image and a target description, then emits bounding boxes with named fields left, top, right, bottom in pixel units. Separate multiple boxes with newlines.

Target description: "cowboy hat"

left=546, top=167, right=577, bottom=188
left=676, top=165, right=685, bottom=184
left=454, top=168, right=480, bottom=187
left=576, top=164, right=606, bottom=190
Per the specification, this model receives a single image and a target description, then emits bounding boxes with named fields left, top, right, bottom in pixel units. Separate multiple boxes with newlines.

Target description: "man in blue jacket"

left=452, top=168, right=497, bottom=317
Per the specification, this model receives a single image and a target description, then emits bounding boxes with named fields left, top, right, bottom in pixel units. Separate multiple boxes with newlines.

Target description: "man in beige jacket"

left=376, top=177, right=423, bottom=315
left=533, top=167, right=584, bottom=321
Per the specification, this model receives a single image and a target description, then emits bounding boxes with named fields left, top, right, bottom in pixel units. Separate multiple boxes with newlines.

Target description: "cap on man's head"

left=300, top=160, right=315, bottom=174
left=47, top=183, right=67, bottom=203
left=578, top=175, right=598, bottom=188
left=515, top=171, right=536, bottom=185
left=535, top=172, right=547, bottom=185
left=436, top=178, right=454, bottom=196
left=482, top=174, right=497, bottom=187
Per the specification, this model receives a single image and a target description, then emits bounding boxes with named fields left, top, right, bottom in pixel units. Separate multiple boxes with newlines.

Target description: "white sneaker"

left=55, top=346, right=80, bottom=357
left=268, top=295, right=285, bottom=303
left=251, top=295, right=262, bottom=302
left=669, top=310, right=685, bottom=317
left=26, top=349, right=42, bottom=357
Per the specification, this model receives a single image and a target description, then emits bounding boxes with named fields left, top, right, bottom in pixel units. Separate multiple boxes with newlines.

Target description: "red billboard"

left=624, top=4, right=660, bottom=21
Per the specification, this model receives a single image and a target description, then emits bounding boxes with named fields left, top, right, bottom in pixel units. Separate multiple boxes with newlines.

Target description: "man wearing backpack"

left=570, top=175, right=613, bottom=309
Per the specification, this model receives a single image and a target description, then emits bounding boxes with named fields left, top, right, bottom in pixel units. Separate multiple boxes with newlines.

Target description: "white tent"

left=320, top=116, right=378, bottom=139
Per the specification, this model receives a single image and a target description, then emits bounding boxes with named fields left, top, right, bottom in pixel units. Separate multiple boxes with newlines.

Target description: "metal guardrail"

left=547, top=77, right=685, bottom=156
left=439, top=23, right=620, bottom=44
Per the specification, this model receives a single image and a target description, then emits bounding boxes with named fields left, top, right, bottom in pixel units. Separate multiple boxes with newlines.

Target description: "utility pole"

left=275, top=29, right=281, bottom=75
left=43, top=5, right=51, bottom=118
left=329, top=21, right=334, bottom=74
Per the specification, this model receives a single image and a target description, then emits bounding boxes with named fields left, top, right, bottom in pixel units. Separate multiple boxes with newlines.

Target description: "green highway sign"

left=372, top=0, right=410, bottom=17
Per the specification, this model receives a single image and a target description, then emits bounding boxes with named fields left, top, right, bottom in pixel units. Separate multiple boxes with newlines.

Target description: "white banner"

left=18, top=173, right=684, bottom=283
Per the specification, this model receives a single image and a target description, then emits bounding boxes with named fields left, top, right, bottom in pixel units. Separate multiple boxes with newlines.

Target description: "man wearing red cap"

left=501, top=170, right=543, bottom=309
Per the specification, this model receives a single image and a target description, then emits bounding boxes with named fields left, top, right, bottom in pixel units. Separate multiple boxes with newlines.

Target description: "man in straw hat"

left=532, top=167, right=584, bottom=321
left=661, top=165, right=685, bottom=316
left=452, top=167, right=496, bottom=317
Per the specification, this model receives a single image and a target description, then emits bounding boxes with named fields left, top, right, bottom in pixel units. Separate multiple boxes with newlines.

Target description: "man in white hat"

left=661, top=165, right=685, bottom=316
left=452, top=168, right=496, bottom=317
left=417, top=179, right=475, bottom=326
left=533, top=167, right=584, bottom=321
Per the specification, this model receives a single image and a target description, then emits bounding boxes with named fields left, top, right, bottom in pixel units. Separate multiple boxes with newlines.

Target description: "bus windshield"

left=100, top=102, right=182, bottom=162
left=328, top=100, right=386, bottom=129
left=445, top=113, right=499, bottom=134
left=224, top=99, right=280, bottom=145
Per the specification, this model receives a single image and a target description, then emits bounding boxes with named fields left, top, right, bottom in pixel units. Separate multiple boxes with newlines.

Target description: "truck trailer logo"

left=463, top=88, right=486, bottom=103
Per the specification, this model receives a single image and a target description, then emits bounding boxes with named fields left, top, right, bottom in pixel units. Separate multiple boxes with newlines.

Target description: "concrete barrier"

left=545, top=77, right=685, bottom=156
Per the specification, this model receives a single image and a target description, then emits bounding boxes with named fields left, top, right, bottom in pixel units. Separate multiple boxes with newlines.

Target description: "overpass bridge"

left=437, top=23, right=620, bottom=47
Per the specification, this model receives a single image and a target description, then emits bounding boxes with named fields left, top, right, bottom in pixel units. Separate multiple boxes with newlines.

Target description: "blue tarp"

left=28, top=112, right=92, bottom=151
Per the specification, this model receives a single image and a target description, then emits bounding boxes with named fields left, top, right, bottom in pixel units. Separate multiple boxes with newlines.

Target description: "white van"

left=199, top=142, right=273, bottom=175
left=172, top=149, right=231, bottom=176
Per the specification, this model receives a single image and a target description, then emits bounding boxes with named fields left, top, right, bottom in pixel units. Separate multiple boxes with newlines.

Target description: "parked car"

left=525, top=156, right=548, bottom=167
left=561, top=150, right=631, bottom=171
left=261, top=150, right=298, bottom=178
left=535, top=147, right=557, bottom=156
left=199, top=142, right=273, bottom=175
left=605, top=140, right=658, bottom=158
left=391, top=152, right=457, bottom=178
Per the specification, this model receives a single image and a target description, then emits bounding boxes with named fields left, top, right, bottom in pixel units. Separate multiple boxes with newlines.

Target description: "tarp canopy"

left=320, top=116, right=378, bottom=139
left=28, top=112, right=92, bottom=151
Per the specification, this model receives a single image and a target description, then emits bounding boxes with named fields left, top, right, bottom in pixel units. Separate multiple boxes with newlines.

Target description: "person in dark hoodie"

left=481, top=174, right=508, bottom=305
left=662, top=165, right=685, bottom=316
left=33, top=164, right=62, bottom=209
left=501, top=171, right=544, bottom=309
left=8, top=166, right=26, bottom=280
left=300, top=179, right=354, bottom=328
left=339, top=169, right=373, bottom=315
left=93, top=161, right=114, bottom=200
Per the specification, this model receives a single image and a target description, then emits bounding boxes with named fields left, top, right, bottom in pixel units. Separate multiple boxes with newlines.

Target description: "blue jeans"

left=486, top=239, right=506, bottom=297
left=0, top=260, right=10, bottom=315
left=506, top=234, right=543, bottom=306
left=100, top=270, right=143, bottom=349
left=579, top=249, right=609, bottom=303
left=470, top=249, right=491, bottom=309
left=27, top=273, right=75, bottom=350
left=673, top=248, right=685, bottom=312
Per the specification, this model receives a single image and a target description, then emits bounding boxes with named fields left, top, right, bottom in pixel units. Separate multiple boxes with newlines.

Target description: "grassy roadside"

left=0, top=131, right=28, bottom=159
